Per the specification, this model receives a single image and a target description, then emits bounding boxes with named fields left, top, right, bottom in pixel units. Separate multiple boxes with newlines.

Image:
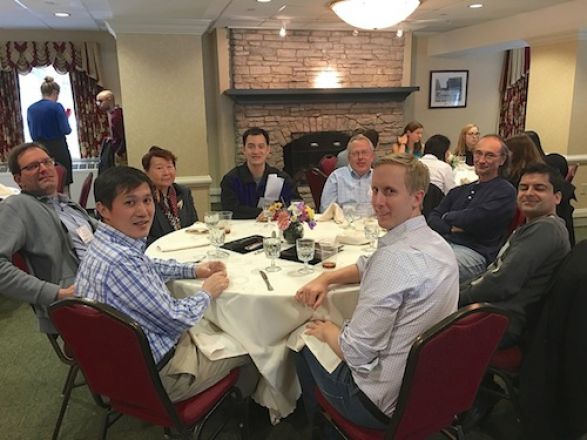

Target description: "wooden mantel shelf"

left=223, top=87, right=419, bottom=105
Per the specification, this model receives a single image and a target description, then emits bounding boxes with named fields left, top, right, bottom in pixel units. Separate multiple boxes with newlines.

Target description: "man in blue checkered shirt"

left=76, top=166, right=250, bottom=402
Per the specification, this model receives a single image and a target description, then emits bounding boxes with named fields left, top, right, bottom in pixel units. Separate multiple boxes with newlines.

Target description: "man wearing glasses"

left=0, top=142, right=96, bottom=333
left=320, top=134, right=375, bottom=212
left=428, top=135, right=517, bottom=283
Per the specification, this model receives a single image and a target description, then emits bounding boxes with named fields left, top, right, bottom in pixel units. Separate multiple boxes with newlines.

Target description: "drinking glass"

left=218, top=210, right=233, bottom=234
left=342, top=203, right=357, bottom=229
left=203, top=211, right=220, bottom=230
left=296, top=238, right=315, bottom=274
left=363, top=219, right=379, bottom=252
left=263, top=237, right=282, bottom=272
left=318, top=239, right=338, bottom=270
left=208, top=227, right=228, bottom=258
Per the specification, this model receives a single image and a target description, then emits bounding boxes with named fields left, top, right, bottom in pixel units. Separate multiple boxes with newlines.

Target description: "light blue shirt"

left=339, top=216, right=459, bottom=417
left=320, top=166, right=372, bottom=212
left=76, top=223, right=210, bottom=363
left=47, top=195, right=93, bottom=261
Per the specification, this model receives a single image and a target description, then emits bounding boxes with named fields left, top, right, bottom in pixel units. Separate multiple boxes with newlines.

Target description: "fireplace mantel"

left=224, top=87, right=419, bottom=105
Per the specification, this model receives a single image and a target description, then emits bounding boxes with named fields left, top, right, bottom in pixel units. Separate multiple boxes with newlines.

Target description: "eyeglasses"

left=467, top=132, right=481, bottom=136
left=473, top=151, right=500, bottom=160
left=20, top=158, right=55, bottom=173
left=350, top=151, right=371, bottom=158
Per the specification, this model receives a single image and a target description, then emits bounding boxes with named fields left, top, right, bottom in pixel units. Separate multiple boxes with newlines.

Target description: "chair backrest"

left=49, top=298, right=180, bottom=427
left=319, top=154, right=338, bottom=176
left=388, top=303, right=509, bottom=440
left=55, top=163, right=66, bottom=193
left=305, top=167, right=328, bottom=209
left=422, top=183, right=444, bottom=219
left=78, top=172, right=94, bottom=209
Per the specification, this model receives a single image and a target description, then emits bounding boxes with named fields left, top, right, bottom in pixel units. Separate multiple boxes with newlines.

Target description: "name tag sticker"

left=77, top=225, right=94, bottom=244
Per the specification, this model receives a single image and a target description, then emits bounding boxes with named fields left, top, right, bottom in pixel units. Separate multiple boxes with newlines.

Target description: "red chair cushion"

left=490, top=346, right=522, bottom=373
left=319, top=155, right=338, bottom=176
left=315, top=389, right=385, bottom=440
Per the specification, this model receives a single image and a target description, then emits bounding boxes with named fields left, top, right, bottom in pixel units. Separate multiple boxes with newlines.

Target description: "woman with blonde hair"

left=392, top=121, right=424, bottom=157
left=505, top=134, right=545, bottom=187
left=455, top=123, right=480, bottom=165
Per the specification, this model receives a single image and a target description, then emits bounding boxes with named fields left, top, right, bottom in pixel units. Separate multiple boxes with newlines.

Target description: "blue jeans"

left=450, top=243, right=487, bottom=283
left=295, top=346, right=388, bottom=431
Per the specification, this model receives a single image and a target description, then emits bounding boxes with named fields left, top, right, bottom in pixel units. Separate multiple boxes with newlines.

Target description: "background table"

left=147, top=220, right=366, bottom=420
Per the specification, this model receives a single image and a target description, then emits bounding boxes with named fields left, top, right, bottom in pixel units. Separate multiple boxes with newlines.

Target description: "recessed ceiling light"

left=54, top=12, right=70, bottom=17
left=257, top=0, right=272, bottom=3
left=469, top=3, right=483, bottom=8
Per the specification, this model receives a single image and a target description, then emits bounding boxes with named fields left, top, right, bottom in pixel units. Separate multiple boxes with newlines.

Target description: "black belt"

left=357, top=389, right=392, bottom=426
left=157, top=346, right=176, bottom=371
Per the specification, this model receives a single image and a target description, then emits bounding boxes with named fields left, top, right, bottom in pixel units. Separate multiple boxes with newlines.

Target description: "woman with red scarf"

left=142, top=146, right=198, bottom=246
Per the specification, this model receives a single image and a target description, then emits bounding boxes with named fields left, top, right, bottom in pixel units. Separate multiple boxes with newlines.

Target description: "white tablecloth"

left=146, top=220, right=366, bottom=420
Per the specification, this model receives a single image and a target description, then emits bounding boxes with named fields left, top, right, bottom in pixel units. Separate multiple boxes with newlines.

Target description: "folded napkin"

left=287, top=324, right=342, bottom=373
left=317, top=203, right=345, bottom=224
left=185, top=222, right=209, bottom=234
left=188, top=319, right=247, bottom=361
left=0, top=183, right=19, bottom=197
left=156, top=237, right=209, bottom=252
left=336, top=230, right=369, bottom=245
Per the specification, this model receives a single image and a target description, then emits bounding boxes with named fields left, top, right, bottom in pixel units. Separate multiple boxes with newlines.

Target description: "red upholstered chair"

left=49, top=298, right=246, bottom=440
left=314, top=303, right=509, bottom=440
left=305, top=167, right=328, bottom=210
left=78, top=172, right=94, bottom=209
left=319, top=154, right=338, bottom=176
left=55, top=163, right=66, bottom=194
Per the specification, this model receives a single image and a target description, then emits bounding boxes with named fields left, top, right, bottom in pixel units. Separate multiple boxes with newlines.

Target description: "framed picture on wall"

left=429, top=70, right=469, bottom=108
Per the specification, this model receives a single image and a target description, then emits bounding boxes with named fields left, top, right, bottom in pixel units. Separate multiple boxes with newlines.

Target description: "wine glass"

left=363, top=218, right=379, bottom=252
left=263, top=237, right=282, bottom=272
left=204, top=211, right=220, bottom=230
left=296, top=238, right=315, bottom=274
left=208, top=226, right=228, bottom=258
left=342, top=203, right=357, bottom=229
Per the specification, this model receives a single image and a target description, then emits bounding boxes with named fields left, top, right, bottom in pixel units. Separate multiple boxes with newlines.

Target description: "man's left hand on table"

left=195, top=261, right=226, bottom=279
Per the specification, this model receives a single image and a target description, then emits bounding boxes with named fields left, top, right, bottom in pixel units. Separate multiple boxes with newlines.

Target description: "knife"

left=259, top=270, right=274, bottom=291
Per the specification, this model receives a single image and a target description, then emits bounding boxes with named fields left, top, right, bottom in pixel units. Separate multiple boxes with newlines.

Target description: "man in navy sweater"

left=428, top=135, right=516, bottom=282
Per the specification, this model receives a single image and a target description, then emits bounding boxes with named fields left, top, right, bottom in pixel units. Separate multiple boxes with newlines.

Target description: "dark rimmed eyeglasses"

left=20, top=158, right=55, bottom=173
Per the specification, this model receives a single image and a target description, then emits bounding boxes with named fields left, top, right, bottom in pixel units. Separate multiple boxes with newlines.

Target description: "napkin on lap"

left=188, top=320, right=247, bottom=361
left=336, top=230, right=369, bottom=245
left=286, top=324, right=342, bottom=373
left=156, top=237, right=209, bottom=252
left=317, top=203, right=345, bottom=223
left=185, top=222, right=208, bottom=234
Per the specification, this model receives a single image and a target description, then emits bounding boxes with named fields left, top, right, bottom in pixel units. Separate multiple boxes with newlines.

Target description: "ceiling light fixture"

left=469, top=3, right=483, bottom=8
left=279, top=25, right=287, bottom=37
left=256, top=0, right=272, bottom=2
left=329, top=0, right=420, bottom=30
left=54, top=12, right=70, bottom=17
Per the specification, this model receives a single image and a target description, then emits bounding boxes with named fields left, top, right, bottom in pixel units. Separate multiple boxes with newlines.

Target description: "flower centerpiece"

left=269, top=201, right=316, bottom=244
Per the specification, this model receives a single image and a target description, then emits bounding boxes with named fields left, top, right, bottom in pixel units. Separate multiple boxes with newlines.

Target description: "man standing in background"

left=96, top=89, right=127, bottom=172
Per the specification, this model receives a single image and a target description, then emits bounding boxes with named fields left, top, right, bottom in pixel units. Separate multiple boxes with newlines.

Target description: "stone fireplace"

left=224, top=28, right=417, bottom=192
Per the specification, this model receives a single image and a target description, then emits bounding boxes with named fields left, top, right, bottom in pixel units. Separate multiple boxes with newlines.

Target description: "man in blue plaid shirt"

left=76, top=166, right=250, bottom=402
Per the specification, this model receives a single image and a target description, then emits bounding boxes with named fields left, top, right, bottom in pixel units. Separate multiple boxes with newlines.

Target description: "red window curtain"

left=0, top=41, right=107, bottom=159
left=0, top=70, right=24, bottom=162
left=498, top=47, right=531, bottom=139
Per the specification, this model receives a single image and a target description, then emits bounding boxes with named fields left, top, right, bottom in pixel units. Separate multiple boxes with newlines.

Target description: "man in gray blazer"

left=0, top=142, right=97, bottom=333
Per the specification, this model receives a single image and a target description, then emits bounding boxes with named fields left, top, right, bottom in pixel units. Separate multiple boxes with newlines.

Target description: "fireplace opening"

left=283, top=131, right=350, bottom=182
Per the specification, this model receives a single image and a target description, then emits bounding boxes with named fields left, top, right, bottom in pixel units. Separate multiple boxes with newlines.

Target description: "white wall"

left=405, top=36, right=504, bottom=149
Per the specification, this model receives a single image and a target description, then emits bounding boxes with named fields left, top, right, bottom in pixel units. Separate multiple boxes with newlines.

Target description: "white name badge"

left=77, top=225, right=94, bottom=244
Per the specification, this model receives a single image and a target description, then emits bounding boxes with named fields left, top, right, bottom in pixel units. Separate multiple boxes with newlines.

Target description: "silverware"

left=259, top=270, right=274, bottom=291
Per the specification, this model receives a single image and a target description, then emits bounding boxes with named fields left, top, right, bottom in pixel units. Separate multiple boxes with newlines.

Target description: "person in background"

left=221, top=127, right=300, bottom=219
left=295, top=154, right=458, bottom=429
left=419, top=134, right=456, bottom=194
left=320, top=134, right=375, bottom=212
left=545, top=153, right=576, bottom=246
left=523, top=130, right=547, bottom=158
left=336, top=128, right=379, bottom=168
left=428, top=135, right=517, bottom=283
left=26, top=76, right=73, bottom=191
left=455, top=123, right=480, bottom=166
left=77, top=166, right=253, bottom=402
left=0, top=143, right=97, bottom=333
left=459, top=163, right=570, bottom=347
left=142, top=146, right=198, bottom=246
left=505, top=134, right=545, bottom=188
left=96, top=89, right=127, bottom=172
left=391, top=121, right=424, bottom=157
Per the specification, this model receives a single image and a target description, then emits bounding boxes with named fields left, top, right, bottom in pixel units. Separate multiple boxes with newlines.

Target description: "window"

left=19, top=66, right=81, bottom=159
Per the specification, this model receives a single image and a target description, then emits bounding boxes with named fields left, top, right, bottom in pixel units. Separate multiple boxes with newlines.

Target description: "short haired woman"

left=142, top=146, right=198, bottom=246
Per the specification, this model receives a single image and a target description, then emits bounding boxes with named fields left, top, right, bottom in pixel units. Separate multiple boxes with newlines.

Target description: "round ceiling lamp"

left=329, top=0, right=420, bottom=30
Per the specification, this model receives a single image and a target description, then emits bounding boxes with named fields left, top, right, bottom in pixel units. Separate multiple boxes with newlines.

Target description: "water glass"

left=204, top=211, right=220, bottom=229
left=263, top=237, right=282, bottom=272
left=342, top=203, right=357, bottom=229
left=318, top=239, right=338, bottom=270
left=296, top=238, right=315, bottom=274
left=208, top=227, right=228, bottom=258
left=218, top=210, right=233, bottom=234
left=364, top=219, right=379, bottom=252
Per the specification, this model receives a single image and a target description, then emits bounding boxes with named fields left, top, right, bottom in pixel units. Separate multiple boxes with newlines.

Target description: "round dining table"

left=146, top=219, right=367, bottom=421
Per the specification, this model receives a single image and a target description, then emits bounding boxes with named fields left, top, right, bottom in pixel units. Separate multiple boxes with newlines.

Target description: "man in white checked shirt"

left=76, top=166, right=251, bottom=402
left=295, top=154, right=459, bottom=429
